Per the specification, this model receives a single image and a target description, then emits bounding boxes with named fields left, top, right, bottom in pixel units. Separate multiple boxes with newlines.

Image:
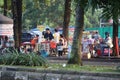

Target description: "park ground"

left=48, top=55, right=120, bottom=66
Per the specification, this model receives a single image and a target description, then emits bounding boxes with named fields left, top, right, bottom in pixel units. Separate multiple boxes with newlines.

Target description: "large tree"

left=12, top=0, right=22, bottom=49
left=63, top=0, right=71, bottom=41
left=68, top=0, right=89, bottom=65
left=109, top=1, right=120, bottom=56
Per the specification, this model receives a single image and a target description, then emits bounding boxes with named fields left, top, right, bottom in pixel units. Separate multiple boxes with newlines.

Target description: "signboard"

left=0, top=24, right=13, bottom=36
left=37, top=25, right=45, bottom=32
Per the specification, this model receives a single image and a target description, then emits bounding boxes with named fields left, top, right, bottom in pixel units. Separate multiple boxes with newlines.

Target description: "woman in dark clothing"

left=3, top=36, right=9, bottom=48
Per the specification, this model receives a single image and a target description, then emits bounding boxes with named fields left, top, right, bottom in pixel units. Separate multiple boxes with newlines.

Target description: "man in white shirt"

left=53, top=29, right=60, bottom=43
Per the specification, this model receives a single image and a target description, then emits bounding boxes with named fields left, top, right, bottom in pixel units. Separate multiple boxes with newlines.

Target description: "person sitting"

left=94, top=31, right=101, bottom=41
left=27, top=45, right=33, bottom=53
left=20, top=45, right=27, bottom=53
left=101, top=32, right=113, bottom=56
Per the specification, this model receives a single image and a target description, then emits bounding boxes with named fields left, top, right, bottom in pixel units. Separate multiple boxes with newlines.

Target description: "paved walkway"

left=47, top=55, right=120, bottom=66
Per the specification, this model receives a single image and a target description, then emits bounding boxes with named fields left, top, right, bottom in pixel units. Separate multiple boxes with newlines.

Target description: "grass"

left=0, top=59, right=119, bottom=74
left=47, top=64, right=120, bottom=73
left=0, top=63, right=119, bottom=73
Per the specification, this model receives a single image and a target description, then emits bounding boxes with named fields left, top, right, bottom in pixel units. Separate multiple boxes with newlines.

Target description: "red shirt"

left=31, top=37, right=38, bottom=45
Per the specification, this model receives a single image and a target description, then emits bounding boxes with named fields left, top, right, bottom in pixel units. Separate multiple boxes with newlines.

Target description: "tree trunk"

left=12, top=0, right=22, bottom=49
left=4, top=0, right=7, bottom=16
left=63, top=0, right=71, bottom=41
left=112, top=15, right=119, bottom=56
left=68, top=5, right=84, bottom=65
left=17, top=0, right=22, bottom=48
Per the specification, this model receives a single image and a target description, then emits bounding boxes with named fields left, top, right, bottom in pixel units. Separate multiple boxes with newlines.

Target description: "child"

left=50, top=39, right=57, bottom=56
left=20, top=45, right=27, bottom=53
left=57, top=39, right=63, bottom=57
left=27, top=45, right=33, bottom=53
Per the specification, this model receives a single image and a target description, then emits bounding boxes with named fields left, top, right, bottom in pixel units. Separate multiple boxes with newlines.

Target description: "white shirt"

left=53, top=32, right=60, bottom=43
left=105, top=37, right=113, bottom=48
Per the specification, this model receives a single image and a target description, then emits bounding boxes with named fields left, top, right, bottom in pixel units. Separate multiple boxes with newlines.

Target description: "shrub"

left=0, top=49, right=48, bottom=66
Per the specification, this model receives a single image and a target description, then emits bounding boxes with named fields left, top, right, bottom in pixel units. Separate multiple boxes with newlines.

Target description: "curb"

left=0, top=66, right=120, bottom=78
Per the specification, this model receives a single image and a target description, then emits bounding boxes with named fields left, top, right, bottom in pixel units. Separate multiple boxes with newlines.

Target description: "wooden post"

left=115, top=37, right=119, bottom=56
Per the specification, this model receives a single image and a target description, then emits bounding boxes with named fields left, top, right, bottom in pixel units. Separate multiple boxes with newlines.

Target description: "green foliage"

left=70, top=1, right=102, bottom=28
left=0, top=49, right=48, bottom=66
left=90, top=0, right=120, bottom=20
left=0, top=0, right=103, bottom=29
left=0, top=0, right=12, bottom=18
left=0, top=0, right=3, bottom=7
left=0, top=0, right=102, bottom=30
left=22, top=0, right=64, bottom=29
left=84, top=8, right=102, bottom=28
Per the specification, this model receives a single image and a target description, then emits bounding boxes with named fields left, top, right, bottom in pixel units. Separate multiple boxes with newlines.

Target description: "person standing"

left=53, top=29, right=60, bottom=44
left=59, top=34, right=68, bottom=54
left=57, top=39, right=63, bottom=57
left=31, top=34, right=39, bottom=51
left=44, top=28, right=54, bottom=41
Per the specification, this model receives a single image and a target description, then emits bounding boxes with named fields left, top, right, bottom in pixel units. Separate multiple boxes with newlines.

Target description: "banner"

left=0, top=24, right=13, bottom=36
left=37, top=25, right=45, bottom=32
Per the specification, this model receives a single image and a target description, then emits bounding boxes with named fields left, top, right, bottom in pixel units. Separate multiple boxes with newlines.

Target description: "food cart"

left=0, top=14, right=14, bottom=48
left=38, top=41, right=50, bottom=57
